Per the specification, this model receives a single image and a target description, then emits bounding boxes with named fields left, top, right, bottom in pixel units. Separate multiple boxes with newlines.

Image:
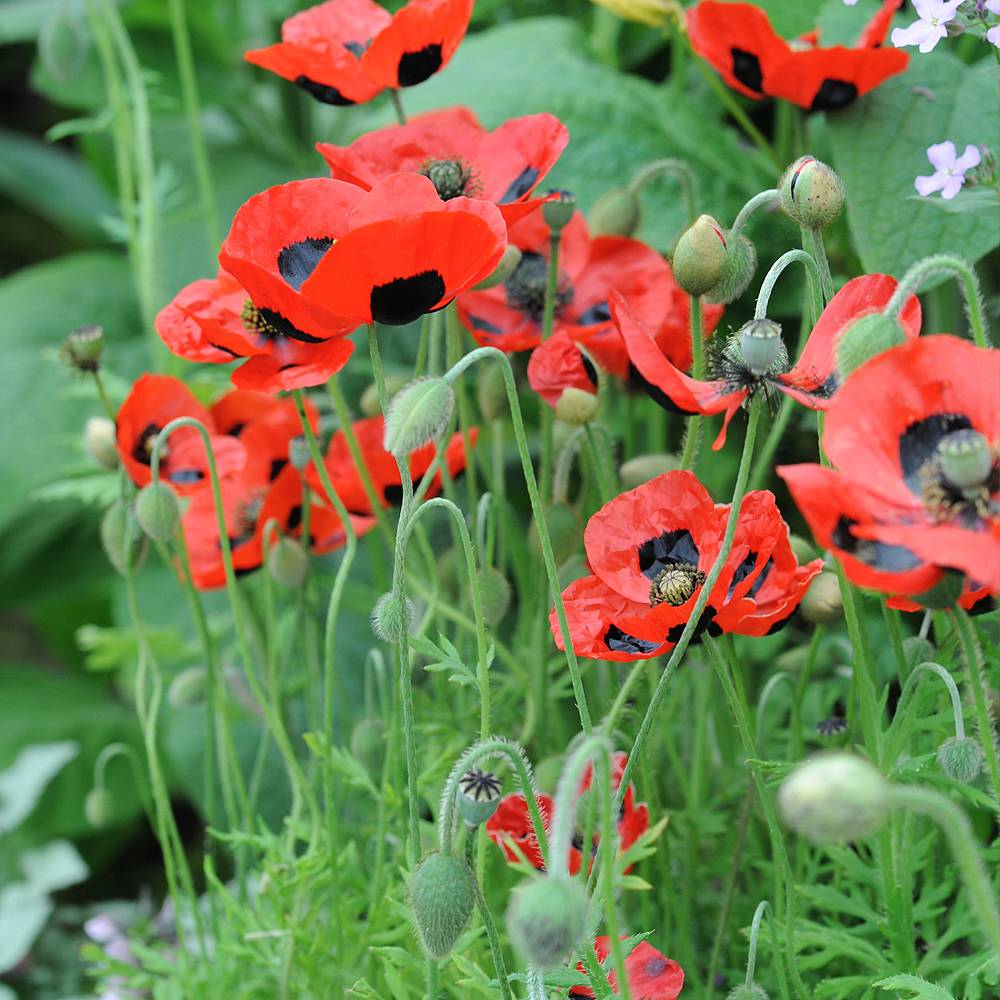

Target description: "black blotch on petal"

left=499, top=166, right=540, bottom=203
left=170, top=468, right=205, bottom=485
left=384, top=484, right=403, bottom=506
left=294, top=75, right=355, bottom=106
left=258, top=306, right=326, bottom=344
left=467, top=313, right=503, bottom=335
left=899, top=412, right=972, bottom=494
left=208, top=341, right=242, bottom=359
left=287, top=505, right=303, bottom=532
left=269, top=458, right=288, bottom=482
left=278, top=237, right=335, bottom=291
left=832, top=515, right=924, bottom=572
left=397, top=44, right=443, bottom=87
left=638, top=529, right=700, bottom=580
left=765, top=614, right=792, bottom=636
left=627, top=363, right=696, bottom=416
left=731, top=48, right=764, bottom=94
left=728, top=552, right=773, bottom=598
left=581, top=354, right=599, bottom=389
left=604, top=625, right=660, bottom=655
left=577, top=300, right=611, bottom=326
left=343, top=38, right=370, bottom=57
left=665, top=607, right=720, bottom=645
left=370, top=270, right=446, bottom=326
left=810, top=78, right=859, bottom=112
left=970, top=594, right=997, bottom=616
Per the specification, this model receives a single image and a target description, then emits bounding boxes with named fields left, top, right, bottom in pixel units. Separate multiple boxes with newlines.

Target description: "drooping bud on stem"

left=62, top=324, right=104, bottom=372
left=506, top=875, right=589, bottom=971
left=474, top=244, right=523, bottom=290
left=135, top=482, right=181, bottom=542
left=542, top=189, right=577, bottom=232
left=268, top=536, right=308, bottom=588
left=408, top=851, right=478, bottom=958
left=371, top=591, right=416, bottom=642
left=779, top=156, right=844, bottom=229
left=101, top=500, right=148, bottom=576
left=672, top=214, right=728, bottom=296
left=800, top=571, right=844, bottom=625
left=383, top=376, right=455, bottom=455
left=555, top=386, right=599, bottom=426
left=84, top=416, right=118, bottom=470
left=589, top=187, right=642, bottom=237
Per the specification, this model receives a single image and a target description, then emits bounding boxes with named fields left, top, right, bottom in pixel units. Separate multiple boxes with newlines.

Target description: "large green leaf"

left=828, top=53, right=1000, bottom=277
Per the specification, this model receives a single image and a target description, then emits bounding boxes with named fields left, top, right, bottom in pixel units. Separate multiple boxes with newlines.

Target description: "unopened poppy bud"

left=456, top=768, right=503, bottom=827
left=506, top=876, right=589, bottom=971
left=384, top=376, right=455, bottom=456
left=707, top=232, right=758, bottom=305
left=779, top=156, right=844, bottom=229
left=84, top=787, right=115, bottom=828
left=800, top=571, right=843, bottom=625
left=738, top=318, right=784, bottom=376
left=478, top=566, right=512, bottom=626
left=903, top=636, right=935, bottom=670
left=62, top=323, right=104, bottom=372
left=672, top=214, right=728, bottom=296
left=589, top=187, right=642, bottom=237
left=474, top=244, right=523, bottom=290
left=555, top=386, right=599, bottom=426
left=168, top=665, right=207, bottom=708
left=361, top=374, right=410, bottom=417
left=135, top=482, right=181, bottom=542
left=835, top=312, right=907, bottom=378
left=408, top=852, right=478, bottom=958
left=727, top=986, right=769, bottom=1000
left=476, top=362, right=508, bottom=422
left=937, top=736, right=985, bottom=784
left=288, top=436, right=310, bottom=472
left=371, top=591, right=416, bottom=643
left=542, top=189, right=576, bottom=232
left=619, top=453, right=680, bottom=490
left=268, top=536, right=308, bottom=588
left=911, top=569, right=966, bottom=610
left=532, top=503, right=581, bottom=565
left=84, top=416, right=119, bottom=470
left=350, top=718, right=386, bottom=777
left=816, top=716, right=849, bottom=747
left=937, top=429, right=992, bottom=493
left=779, top=752, right=889, bottom=843
left=101, top=500, right=148, bottom=576
left=789, top=534, right=817, bottom=565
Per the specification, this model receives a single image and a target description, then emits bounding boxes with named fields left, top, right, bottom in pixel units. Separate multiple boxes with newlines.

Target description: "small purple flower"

left=891, top=0, right=962, bottom=52
left=915, top=141, right=982, bottom=199
left=987, top=0, right=1000, bottom=46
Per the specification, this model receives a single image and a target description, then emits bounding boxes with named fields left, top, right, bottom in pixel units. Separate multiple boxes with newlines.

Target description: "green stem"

left=730, top=189, right=779, bottom=239
left=445, top=304, right=479, bottom=511
left=539, top=230, right=564, bottom=503
left=92, top=371, right=116, bottom=421
left=678, top=295, right=704, bottom=471
left=464, top=832, right=513, bottom=1000
left=805, top=228, right=834, bottom=305
left=754, top=250, right=821, bottom=321
left=389, top=88, right=407, bottom=124
left=627, top=158, right=699, bottom=226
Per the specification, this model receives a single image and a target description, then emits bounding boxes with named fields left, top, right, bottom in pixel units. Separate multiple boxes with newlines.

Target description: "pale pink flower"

left=915, top=142, right=982, bottom=199
left=891, top=0, right=962, bottom=52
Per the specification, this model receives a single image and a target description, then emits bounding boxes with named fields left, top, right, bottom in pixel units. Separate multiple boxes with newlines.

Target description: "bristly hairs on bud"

left=408, top=851, right=478, bottom=958
left=779, top=156, right=844, bottom=230
left=707, top=231, right=757, bottom=305
left=371, top=591, right=416, bottom=643
left=135, top=481, right=181, bottom=543
left=938, top=736, right=985, bottom=784
left=101, top=500, right=148, bottom=577
left=383, top=376, right=455, bottom=456
left=506, top=873, right=590, bottom=971
left=671, top=214, right=728, bottom=297
left=834, top=311, right=908, bottom=379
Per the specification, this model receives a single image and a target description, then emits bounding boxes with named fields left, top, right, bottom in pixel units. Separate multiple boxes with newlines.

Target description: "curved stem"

left=730, top=189, right=779, bottom=239
left=389, top=88, right=407, bottom=125
left=754, top=250, right=821, bottom=321
left=893, top=660, right=967, bottom=742
left=805, top=228, right=834, bottom=305
left=627, top=158, right=699, bottom=226
left=744, top=899, right=771, bottom=986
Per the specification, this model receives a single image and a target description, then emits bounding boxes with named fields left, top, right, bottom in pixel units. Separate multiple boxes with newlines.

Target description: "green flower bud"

left=835, top=312, right=907, bottom=378
left=384, top=377, right=455, bottom=456
left=542, top=189, right=577, bottom=232
left=532, top=503, right=581, bottom=565
left=361, top=374, right=410, bottom=417
left=800, top=571, right=844, bottom=625
left=168, top=665, right=207, bottom=708
left=937, top=736, right=985, bottom=784
left=135, top=482, right=181, bottom=543
left=288, top=436, right=310, bottom=472
left=789, top=534, right=817, bottom=565
left=737, top=318, right=785, bottom=376
left=456, top=768, right=503, bottom=827
left=478, top=566, right=512, bottom=626
left=903, top=636, right=935, bottom=671
left=61, top=323, right=104, bottom=372
left=619, top=453, right=680, bottom=490
left=476, top=361, right=508, bottom=423
left=589, top=187, right=642, bottom=237
left=350, top=718, right=386, bottom=777
left=84, top=787, right=115, bottom=828
left=911, top=570, right=966, bottom=611
left=409, top=852, right=478, bottom=958
left=101, top=500, right=148, bottom=576
left=268, top=536, right=308, bottom=588
left=707, top=232, right=757, bottom=305
left=938, top=429, right=992, bottom=493
left=727, top=986, right=770, bottom=1000
left=555, top=386, right=599, bottom=426
left=474, top=244, right=523, bottom=290
left=506, top=876, right=589, bottom=971
left=672, top=214, right=728, bottom=297
left=371, top=591, right=416, bottom=643
left=779, top=752, right=889, bottom=843
left=779, top=156, right=844, bottom=229
left=84, top=416, right=119, bottom=470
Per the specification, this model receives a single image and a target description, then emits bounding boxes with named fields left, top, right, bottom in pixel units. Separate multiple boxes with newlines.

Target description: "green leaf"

left=0, top=741, right=78, bottom=834
left=20, top=839, right=88, bottom=893
left=874, top=974, right=957, bottom=999
left=412, top=632, right=479, bottom=687
left=828, top=53, right=1000, bottom=276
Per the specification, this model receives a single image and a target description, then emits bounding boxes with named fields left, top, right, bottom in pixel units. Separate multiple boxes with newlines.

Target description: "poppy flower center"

left=419, top=158, right=480, bottom=201
left=241, top=300, right=282, bottom=342
left=132, top=422, right=163, bottom=466
left=504, top=251, right=574, bottom=322
left=649, top=563, right=705, bottom=607
left=230, top=490, right=266, bottom=548
left=919, top=428, right=998, bottom=525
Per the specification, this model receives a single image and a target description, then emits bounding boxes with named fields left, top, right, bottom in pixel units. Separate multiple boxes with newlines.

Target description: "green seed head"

left=542, top=189, right=577, bottom=232
left=937, top=429, right=992, bottom=492
left=737, top=318, right=784, bottom=376
left=456, top=768, right=503, bottom=827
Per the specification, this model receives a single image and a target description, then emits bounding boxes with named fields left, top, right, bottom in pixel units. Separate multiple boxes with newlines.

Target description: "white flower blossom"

left=914, top=141, right=982, bottom=199
left=891, top=0, right=962, bottom=52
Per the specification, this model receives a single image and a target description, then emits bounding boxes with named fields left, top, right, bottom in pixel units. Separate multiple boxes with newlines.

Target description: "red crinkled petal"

left=155, top=270, right=253, bottom=364
left=856, top=0, right=903, bottom=48
left=244, top=41, right=383, bottom=105
left=238, top=396, right=318, bottom=486
left=888, top=582, right=995, bottom=614
left=571, top=938, right=685, bottom=1000
left=210, top=390, right=280, bottom=436
left=485, top=793, right=552, bottom=869
left=231, top=337, right=355, bottom=394
left=654, top=264, right=725, bottom=372
left=527, top=331, right=599, bottom=408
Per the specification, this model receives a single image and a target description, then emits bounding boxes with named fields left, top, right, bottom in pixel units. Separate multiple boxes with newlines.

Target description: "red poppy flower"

left=527, top=331, right=599, bottom=409
left=779, top=335, right=1000, bottom=598
left=116, top=374, right=245, bottom=493
left=615, top=274, right=922, bottom=449
left=245, top=0, right=472, bottom=105
left=887, top=583, right=995, bottom=616
left=316, top=107, right=569, bottom=226
left=569, top=937, right=685, bottom=1000
left=553, top=470, right=823, bottom=662
left=155, top=270, right=356, bottom=394
left=485, top=752, right=649, bottom=876
left=209, top=389, right=280, bottom=437
left=687, top=0, right=908, bottom=111
left=456, top=211, right=714, bottom=377
left=239, top=394, right=320, bottom=485
left=308, top=414, right=478, bottom=513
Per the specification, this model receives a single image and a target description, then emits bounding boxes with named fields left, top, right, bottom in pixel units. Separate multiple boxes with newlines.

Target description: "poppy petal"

left=527, top=331, right=599, bottom=408
left=231, top=337, right=355, bottom=394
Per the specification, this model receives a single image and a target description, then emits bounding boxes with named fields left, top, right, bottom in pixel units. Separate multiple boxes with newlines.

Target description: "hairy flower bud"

left=788, top=534, right=817, bottom=565
left=268, top=536, right=308, bottom=588
left=589, top=187, right=642, bottom=237
left=361, top=374, right=410, bottom=417
left=707, top=232, right=757, bottom=305
left=474, top=244, right=523, bottom=290
left=476, top=362, right=508, bottom=423
left=779, top=752, right=889, bottom=843
left=780, top=156, right=844, bottom=229
left=456, top=768, right=503, bottom=827
left=101, top=500, right=148, bottom=576
left=62, top=323, right=104, bottom=372
left=478, top=566, right=512, bottom=626
left=371, top=591, right=416, bottom=643
left=727, top=986, right=770, bottom=1000
left=937, top=736, right=985, bottom=784
left=555, top=386, right=599, bottom=426
left=542, top=189, right=577, bottom=232
left=800, top=571, right=844, bottom=625
left=135, top=482, right=181, bottom=542
left=84, top=416, right=118, bottom=470
left=84, top=787, right=115, bottom=828
left=506, top=876, right=589, bottom=971
left=619, top=453, right=680, bottom=490
left=350, top=718, right=386, bottom=777
left=835, top=312, right=908, bottom=379
left=409, top=852, right=478, bottom=958
left=168, top=665, right=207, bottom=709
left=672, top=214, right=728, bottom=297
left=384, top=377, right=455, bottom=456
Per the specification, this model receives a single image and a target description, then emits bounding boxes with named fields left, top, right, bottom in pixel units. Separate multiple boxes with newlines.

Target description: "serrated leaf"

left=874, top=974, right=957, bottom=999
left=411, top=632, right=477, bottom=687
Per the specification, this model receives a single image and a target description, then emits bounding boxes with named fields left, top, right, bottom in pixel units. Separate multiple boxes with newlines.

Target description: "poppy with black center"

left=779, top=335, right=1000, bottom=600
left=245, top=0, right=472, bottom=105
left=116, top=374, right=246, bottom=494
left=316, top=107, right=569, bottom=226
left=553, top=470, right=823, bottom=662
left=614, top=273, right=923, bottom=451
left=569, top=936, right=684, bottom=999
left=686, top=0, right=908, bottom=111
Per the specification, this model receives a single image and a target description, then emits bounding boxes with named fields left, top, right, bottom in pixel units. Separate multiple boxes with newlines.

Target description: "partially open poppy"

left=155, top=269, right=355, bottom=394
left=569, top=936, right=685, bottom=999
left=116, top=374, right=245, bottom=493
left=553, top=470, right=823, bottom=661
left=687, top=0, right=908, bottom=111
left=779, top=335, right=1000, bottom=598
left=616, top=274, right=922, bottom=449
left=316, top=107, right=569, bottom=225
left=527, top=331, right=599, bottom=409
left=245, top=0, right=473, bottom=106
